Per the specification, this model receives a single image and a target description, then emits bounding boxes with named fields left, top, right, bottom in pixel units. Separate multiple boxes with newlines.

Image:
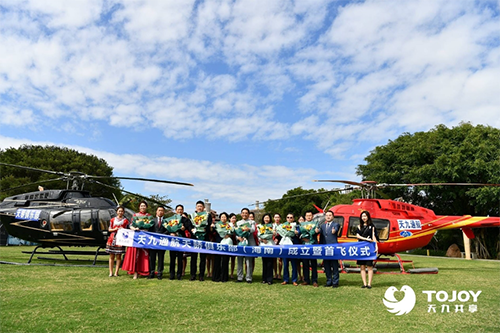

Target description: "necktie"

left=158, top=217, right=162, bottom=228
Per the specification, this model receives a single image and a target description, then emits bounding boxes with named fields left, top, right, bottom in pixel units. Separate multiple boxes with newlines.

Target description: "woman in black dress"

left=356, top=210, right=378, bottom=289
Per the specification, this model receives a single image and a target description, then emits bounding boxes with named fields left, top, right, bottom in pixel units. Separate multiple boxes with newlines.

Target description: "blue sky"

left=1, top=0, right=499, bottom=214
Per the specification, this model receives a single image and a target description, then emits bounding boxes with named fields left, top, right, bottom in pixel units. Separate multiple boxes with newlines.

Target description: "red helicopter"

left=308, top=180, right=500, bottom=273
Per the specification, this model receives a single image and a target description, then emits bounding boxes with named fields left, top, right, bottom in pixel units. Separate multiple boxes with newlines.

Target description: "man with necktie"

left=148, top=206, right=167, bottom=280
left=316, top=211, right=340, bottom=288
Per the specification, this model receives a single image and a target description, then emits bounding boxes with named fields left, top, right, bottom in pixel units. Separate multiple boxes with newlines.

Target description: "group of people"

left=105, top=201, right=379, bottom=288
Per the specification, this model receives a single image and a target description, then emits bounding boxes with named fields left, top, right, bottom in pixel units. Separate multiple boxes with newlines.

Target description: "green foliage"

left=120, top=193, right=172, bottom=215
left=357, top=123, right=500, bottom=258
left=263, top=187, right=362, bottom=218
left=0, top=145, right=121, bottom=200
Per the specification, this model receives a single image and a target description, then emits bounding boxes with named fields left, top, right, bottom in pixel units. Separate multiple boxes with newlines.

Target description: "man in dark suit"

left=168, top=204, right=192, bottom=280
left=148, top=206, right=167, bottom=280
left=316, top=211, right=340, bottom=288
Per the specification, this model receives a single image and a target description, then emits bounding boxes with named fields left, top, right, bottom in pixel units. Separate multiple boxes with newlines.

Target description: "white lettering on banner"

left=360, top=246, right=371, bottom=256
left=325, top=246, right=334, bottom=256
left=138, top=235, right=146, bottom=245
left=216, top=244, right=226, bottom=251
left=252, top=247, right=261, bottom=254
left=206, top=242, right=214, bottom=250
left=228, top=245, right=238, bottom=252
left=313, top=247, right=322, bottom=256
left=288, top=248, right=298, bottom=256
left=181, top=239, right=190, bottom=248
left=348, top=246, right=358, bottom=257
left=147, top=236, right=157, bottom=246
left=170, top=238, right=180, bottom=247
left=300, top=247, right=310, bottom=256
left=194, top=241, right=203, bottom=249
left=159, top=237, right=169, bottom=246
left=264, top=247, right=273, bottom=255
left=336, top=246, right=346, bottom=256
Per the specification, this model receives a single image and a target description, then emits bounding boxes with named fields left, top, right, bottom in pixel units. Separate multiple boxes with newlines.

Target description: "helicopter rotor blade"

left=0, top=162, right=66, bottom=177
left=377, top=182, right=500, bottom=187
left=0, top=177, right=67, bottom=193
left=91, top=180, right=172, bottom=210
left=313, top=179, right=367, bottom=187
left=249, top=187, right=357, bottom=207
left=88, top=175, right=193, bottom=187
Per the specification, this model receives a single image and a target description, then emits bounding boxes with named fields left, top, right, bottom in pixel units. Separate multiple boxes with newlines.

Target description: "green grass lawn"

left=1, top=246, right=499, bottom=333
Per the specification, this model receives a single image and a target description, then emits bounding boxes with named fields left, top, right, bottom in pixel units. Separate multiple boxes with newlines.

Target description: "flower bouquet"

left=258, top=223, right=274, bottom=245
left=276, top=222, right=296, bottom=239
left=299, top=221, right=317, bottom=244
left=132, top=215, right=154, bottom=229
left=192, top=212, right=208, bottom=240
left=216, top=221, right=233, bottom=238
left=235, top=221, right=251, bottom=246
left=164, top=215, right=183, bottom=235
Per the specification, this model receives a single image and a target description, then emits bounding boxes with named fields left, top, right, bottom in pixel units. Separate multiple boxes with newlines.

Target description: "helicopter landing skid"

left=338, top=253, right=438, bottom=274
left=26, top=245, right=68, bottom=263
left=23, top=246, right=106, bottom=265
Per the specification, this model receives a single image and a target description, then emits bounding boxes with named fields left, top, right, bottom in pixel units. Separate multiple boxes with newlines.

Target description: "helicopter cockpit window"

left=98, top=210, right=111, bottom=231
left=347, top=217, right=390, bottom=241
left=80, top=210, right=92, bottom=231
left=49, top=211, right=73, bottom=232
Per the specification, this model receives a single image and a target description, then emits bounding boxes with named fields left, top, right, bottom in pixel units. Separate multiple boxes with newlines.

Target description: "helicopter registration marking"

left=397, top=219, right=422, bottom=230
left=15, top=209, right=42, bottom=221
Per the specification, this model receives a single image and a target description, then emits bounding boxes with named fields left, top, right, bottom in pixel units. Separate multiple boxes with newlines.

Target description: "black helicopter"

left=0, top=163, right=193, bottom=258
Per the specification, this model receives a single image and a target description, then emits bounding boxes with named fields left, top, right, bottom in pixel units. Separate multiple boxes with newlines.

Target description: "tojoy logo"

left=383, top=285, right=416, bottom=315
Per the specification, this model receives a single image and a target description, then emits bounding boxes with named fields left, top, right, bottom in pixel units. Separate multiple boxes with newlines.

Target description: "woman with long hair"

left=106, top=206, right=129, bottom=277
left=122, top=201, right=152, bottom=279
left=258, top=213, right=274, bottom=285
left=356, top=210, right=378, bottom=288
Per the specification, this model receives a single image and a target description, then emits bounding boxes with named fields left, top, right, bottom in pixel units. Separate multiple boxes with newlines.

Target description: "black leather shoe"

left=199, top=277, right=204, bottom=281
left=147, top=274, right=154, bottom=279
left=190, top=276, right=196, bottom=281
left=235, top=279, right=243, bottom=283
left=157, top=275, right=162, bottom=280
left=332, top=284, right=339, bottom=288
left=324, top=284, right=332, bottom=287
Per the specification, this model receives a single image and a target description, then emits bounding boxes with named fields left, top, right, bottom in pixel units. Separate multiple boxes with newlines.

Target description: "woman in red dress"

left=122, top=201, right=151, bottom=279
left=106, top=206, right=129, bottom=277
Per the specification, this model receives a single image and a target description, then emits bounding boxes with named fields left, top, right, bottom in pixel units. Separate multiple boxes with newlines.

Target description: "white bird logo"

left=383, top=285, right=416, bottom=315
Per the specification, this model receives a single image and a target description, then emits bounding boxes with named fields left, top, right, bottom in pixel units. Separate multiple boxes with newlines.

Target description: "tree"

left=356, top=123, right=500, bottom=258
left=120, top=194, right=172, bottom=215
left=263, top=187, right=362, bottom=219
left=0, top=145, right=121, bottom=200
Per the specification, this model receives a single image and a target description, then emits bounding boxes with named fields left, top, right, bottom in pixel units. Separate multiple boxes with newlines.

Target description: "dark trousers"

left=221, top=255, right=229, bottom=282
left=324, top=259, right=339, bottom=286
left=212, top=255, right=222, bottom=282
left=303, top=259, right=318, bottom=284
left=149, top=249, right=165, bottom=276
left=169, top=250, right=183, bottom=279
left=262, top=257, right=273, bottom=283
left=190, top=252, right=206, bottom=279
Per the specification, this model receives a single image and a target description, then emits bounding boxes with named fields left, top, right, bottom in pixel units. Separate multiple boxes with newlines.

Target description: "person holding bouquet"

left=300, top=211, right=319, bottom=287
left=272, top=213, right=283, bottom=280
left=122, top=201, right=154, bottom=279
left=165, top=204, right=192, bottom=280
left=147, top=206, right=167, bottom=280
left=235, top=208, right=256, bottom=283
left=212, top=212, right=233, bottom=282
left=277, top=213, right=300, bottom=286
left=106, top=206, right=129, bottom=277
left=258, top=213, right=274, bottom=285
left=229, top=213, right=237, bottom=279
left=190, top=200, right=212, bottom=281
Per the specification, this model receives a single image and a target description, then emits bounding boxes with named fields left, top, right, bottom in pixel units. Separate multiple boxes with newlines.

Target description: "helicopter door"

left=80, top=209, right=93, bottom=232
left=49, top=211, right=74, bottom=232
left=347, top=217, right=390, bottom=241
